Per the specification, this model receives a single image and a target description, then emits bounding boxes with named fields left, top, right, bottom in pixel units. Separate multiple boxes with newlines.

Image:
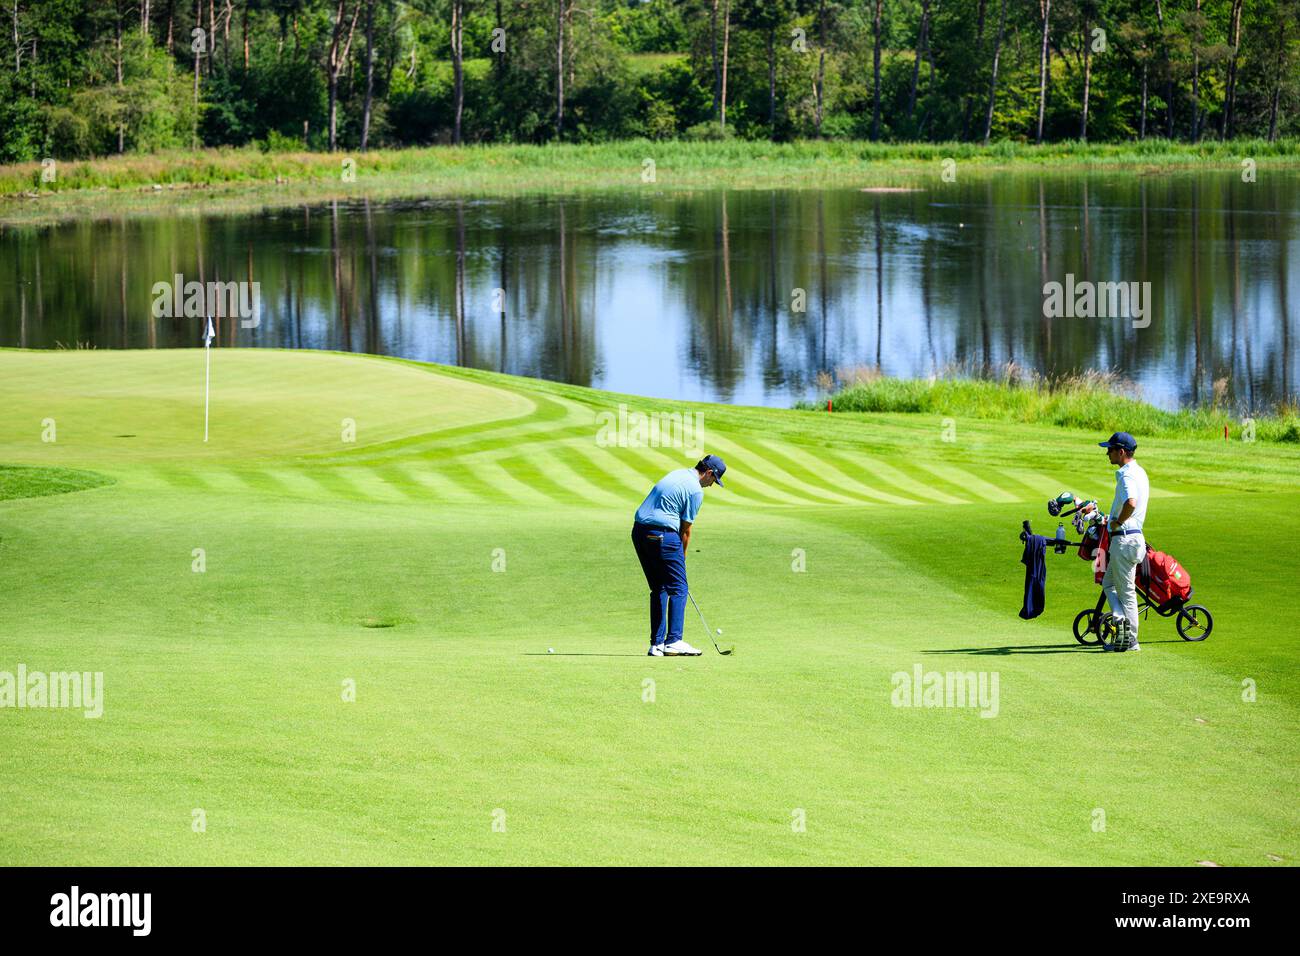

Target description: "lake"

left=3, top=171, right=1296, bottom=411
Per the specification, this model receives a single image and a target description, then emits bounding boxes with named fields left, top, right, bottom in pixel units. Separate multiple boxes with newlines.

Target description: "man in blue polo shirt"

left=631, top=455, right=727, bottom=657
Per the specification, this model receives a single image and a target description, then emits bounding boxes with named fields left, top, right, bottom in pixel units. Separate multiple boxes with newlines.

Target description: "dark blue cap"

left=1098, top=432, right=1137, bottom=453
left=698, top=454, right=726, bottom=487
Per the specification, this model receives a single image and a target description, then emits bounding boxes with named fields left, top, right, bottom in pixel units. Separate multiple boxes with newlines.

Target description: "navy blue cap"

left=698, top=454, right=726, bottom=487
left=1098, top=432, right=1137, bottom=453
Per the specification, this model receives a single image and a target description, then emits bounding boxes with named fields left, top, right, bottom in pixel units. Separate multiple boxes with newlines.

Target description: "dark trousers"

left=631, top=523, right=688, bottom=645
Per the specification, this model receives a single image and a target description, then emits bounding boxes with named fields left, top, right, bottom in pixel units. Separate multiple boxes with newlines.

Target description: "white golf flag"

left=203, top=317, right=214, bottom=442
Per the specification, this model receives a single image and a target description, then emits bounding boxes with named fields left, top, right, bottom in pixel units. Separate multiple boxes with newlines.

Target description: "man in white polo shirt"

left=1098, top=432, right=1149, bottom=653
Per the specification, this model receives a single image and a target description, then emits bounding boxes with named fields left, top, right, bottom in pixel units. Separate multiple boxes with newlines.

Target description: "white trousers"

left=1103, top=534, right=1147, bottom=636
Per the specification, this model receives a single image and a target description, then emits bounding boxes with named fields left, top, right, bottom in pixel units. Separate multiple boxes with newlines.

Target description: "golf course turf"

left=1, top=348, right=1296, bottom=866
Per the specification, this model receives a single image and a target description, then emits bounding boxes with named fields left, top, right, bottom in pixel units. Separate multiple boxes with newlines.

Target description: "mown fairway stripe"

left=1004, top=465, right=1180, bottom=505
left=435, top=461, right=515, bottom=504
left=232, top=469, right=298, bottom=499
left=464, top=459, right=553, bottom=504
left=302, top=468, right=368, bottom=500
left=292, top=407, right=564, bottom=466
left=408, top=393, right=594, bottom=455
left=882, top=461, right=974, bottom=503
left=995, top=467, right=1069, bottom=501
left=589, top=443, right=812, bottom=505
left=332, top=466, right=413, bottom=502
left=815, top=452, right=925, bottom=505
left=912, top=462, right=1021, bottom=503
left=554, top=441, right=655, bottom=500
left=125, top=469, right=172, bottom=490
left=617, top=441, right=809, bottom=506
left=288, top=379, right=546, bottom=464
left=263, top=468, right=331, bottom=500
left=660, top=440, right=815, bottom=505
left=758, top=440, right=909, bottom=505
left=493, top=454, right=575, bottom=505
left=423, top=422, right=601, bottom=466
left=745, top=439, right=889, bottom=505
left=394, top=464, right=478, bottom=503
left=151, top=468, right=212, bottom=492
left=822, top=450, right=966, bottom=504
left=704, top=435, right=861, bottom=505
left=595, top=444, right=673, bottom=490
left=867, top=457, right=976, bottom=504
left=197, top=469, right=259, bottom=496
left=368, top=465, right=434, bottom=501
left=534, top=444, right=630, bottom=506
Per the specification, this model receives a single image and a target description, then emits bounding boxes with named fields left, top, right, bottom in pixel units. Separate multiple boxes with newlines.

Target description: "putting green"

left=0, top=349, right=535, bottom=462
left=0, top=348, right=1296, bottom=865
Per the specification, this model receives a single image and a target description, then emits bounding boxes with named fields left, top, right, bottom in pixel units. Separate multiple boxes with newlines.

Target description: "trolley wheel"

left=1073, top=608, right=1105, bottom=646
left=1177, top=605, right=1213, bottom=642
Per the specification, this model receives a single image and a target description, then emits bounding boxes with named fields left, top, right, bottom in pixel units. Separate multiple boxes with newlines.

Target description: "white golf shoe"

left=647, top=644, right=664, bottom=657
left=662, top=640, right=702, bottom=657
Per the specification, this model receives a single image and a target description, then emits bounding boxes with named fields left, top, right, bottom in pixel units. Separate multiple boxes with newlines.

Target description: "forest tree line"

left=2, top=0, right=1298, bottom=162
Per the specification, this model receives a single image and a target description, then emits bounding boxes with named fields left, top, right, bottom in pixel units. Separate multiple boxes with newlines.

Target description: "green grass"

left=1, top=348, right=1297, bottom=865
left=3, top=138, right=1298, bottom=227
left=0, top=464, right=114, bottom=502
left=809, top=370, right=1300, bottom=443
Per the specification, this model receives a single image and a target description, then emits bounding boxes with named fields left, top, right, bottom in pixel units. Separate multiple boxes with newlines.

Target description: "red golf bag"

left=1139, top=548, right=1192, bottom=610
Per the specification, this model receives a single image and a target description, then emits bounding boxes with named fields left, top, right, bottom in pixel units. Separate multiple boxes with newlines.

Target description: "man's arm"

left=1109, top=499, right=1136, bottom=531
left=679, top=487, right=703, bottom=551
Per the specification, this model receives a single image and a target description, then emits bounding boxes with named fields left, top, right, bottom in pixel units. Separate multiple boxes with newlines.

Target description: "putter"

left=688, top=591, right=733, bottom=655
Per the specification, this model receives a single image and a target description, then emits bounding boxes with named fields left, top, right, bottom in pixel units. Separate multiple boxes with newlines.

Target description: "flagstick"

left=204, top=333, right=211, bottom=443
left=203, top=268, right=220, bottom=443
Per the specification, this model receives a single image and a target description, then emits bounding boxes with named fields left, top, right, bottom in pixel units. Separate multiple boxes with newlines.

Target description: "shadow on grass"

left=521, top=652, right=648, bottom=658
left=925, top=639, right=1188, bottom=655
left=924, top=644, right=1085, bottom=655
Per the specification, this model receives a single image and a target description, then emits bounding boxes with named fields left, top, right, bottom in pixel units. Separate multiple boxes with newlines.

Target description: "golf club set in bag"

left=1020, top=492, right=1214, bottom=645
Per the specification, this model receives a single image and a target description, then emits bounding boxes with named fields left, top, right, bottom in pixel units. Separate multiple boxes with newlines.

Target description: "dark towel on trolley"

left=1019, top=534, right=1048, bottom=619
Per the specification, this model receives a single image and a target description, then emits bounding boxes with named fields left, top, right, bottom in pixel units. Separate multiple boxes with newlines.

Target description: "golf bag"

left=1021, top=492, right=1214, bottom=643
left=1077, top=525, right=1107, bottom=562
left=1082, top=528, right=1192, bottom=610
left=1139, top=549, right=1192, bottom=610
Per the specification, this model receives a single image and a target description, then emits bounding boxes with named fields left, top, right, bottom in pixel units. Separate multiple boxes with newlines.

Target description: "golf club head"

left=689, top=591, right=733, bottom=655
left=1047, top=492, right=1076, bottom=517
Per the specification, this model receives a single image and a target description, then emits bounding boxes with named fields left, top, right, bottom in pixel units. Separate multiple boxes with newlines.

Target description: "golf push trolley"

left=1020, top=492, right=1214, bottom=646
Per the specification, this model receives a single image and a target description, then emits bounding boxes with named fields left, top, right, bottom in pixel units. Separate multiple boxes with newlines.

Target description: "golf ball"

left=547, top=647, right=554, bottom=654
left=716, top=628, right=723, bottom=635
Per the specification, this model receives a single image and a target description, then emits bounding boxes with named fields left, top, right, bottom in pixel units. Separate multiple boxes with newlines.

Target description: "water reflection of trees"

left=0, top=178, right=1295, bottom=412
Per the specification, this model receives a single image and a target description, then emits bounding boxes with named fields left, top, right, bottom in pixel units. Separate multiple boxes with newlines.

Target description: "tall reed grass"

left=4, top=138, right=1297, bottom=200
left=804, top=363, right=1300, bottom=444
